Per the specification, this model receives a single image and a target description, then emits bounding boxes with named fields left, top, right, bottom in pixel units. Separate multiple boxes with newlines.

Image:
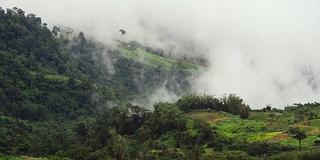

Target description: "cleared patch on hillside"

left=247, top=132, right=283, bottom=142
left=266, top=132, right=291, bottom=142
left=119, top=48, right=206, bottom=73
left=214, top=118, right=267, bottom=138
left=187, top=112, right=229, bottom=125
left=250, top=112, right=297, bottom=132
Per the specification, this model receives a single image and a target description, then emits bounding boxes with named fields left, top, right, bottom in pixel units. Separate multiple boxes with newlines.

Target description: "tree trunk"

left=299, top=139, right=301, bottom=151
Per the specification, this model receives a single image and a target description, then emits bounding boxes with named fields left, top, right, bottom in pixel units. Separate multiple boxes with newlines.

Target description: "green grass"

left=118, top=48, right=205, bottom=73
left=250, top=111, right=295, bottom=131
left=247, top=132, right=282, bottom=142
left=186, top=110, right=320, bottom=149
left=214, top=118, right=267, bottom=137
left=189, top=111, right=294, bottom=144
left=308, top=119, right=320, bottom=135
left=309, top=119, right=320, bottom=127
left=119, top=48, right=175, bottom=68
left=279, top=135, right=320, bottom=147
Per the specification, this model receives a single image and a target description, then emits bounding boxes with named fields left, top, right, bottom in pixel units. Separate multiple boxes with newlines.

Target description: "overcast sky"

left=2, top=0, right=320, bottom=108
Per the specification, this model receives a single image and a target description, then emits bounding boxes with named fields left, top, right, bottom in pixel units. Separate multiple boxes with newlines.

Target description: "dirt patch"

left=205, top=115, right=214, bottom=121
left=266, top=133, right=290, bottom=142
left=297, top=118, right=308, bottom=125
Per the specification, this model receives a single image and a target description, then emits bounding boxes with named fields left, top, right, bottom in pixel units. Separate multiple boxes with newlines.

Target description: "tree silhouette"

left=51, top=26, right=60, bottom=36
left=288, top=127, right=307, bottom=151
left=119, top=29, right=126, bottom=42
left=63, top=27, right=74, bottom=39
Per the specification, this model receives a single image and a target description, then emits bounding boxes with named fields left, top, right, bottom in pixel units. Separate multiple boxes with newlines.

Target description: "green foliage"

left=176, top=94, right=251, bottom=119
left=0, top=152, right=48, bottom=160
left=119, top=47, right=202, bottom=73
left=245, top=141, right=294, bottom=157
left=1, top=7, right=320, bottom=160
left=201, top=150, right=254, bottom=160
left=269, top=148, right=320, bottom=160
left=214, top=117, right=267, bottom=138
left=176, top=94, right=222, bottom=112
left=222, top=94, right=251, bottom=119
left=151, top=102, right=187, bottom=135
left=287, top=127, right=307, bottom=150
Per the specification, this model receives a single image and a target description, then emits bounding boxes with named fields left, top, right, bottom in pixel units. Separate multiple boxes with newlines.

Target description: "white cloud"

left=2, top=0, right=320, bottom=108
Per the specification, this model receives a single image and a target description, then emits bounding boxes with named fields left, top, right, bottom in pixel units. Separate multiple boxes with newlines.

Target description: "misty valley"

left=1, top=7, right=320, bottom=160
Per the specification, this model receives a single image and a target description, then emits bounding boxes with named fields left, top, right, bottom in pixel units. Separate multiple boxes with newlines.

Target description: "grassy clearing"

left=266, top=132, right=291, bottom=142
left=119, top=48, right=175, bottom=69
left=190, top=111, right=298, bottom=143
left=214, top=118, right=266, bottom=137
left=119, top=48, right=205, bottom=73
left=187, top=112, right=229, bottom=125
left=203, top=110, right=320, bottom=147
left=247, top=132, right=282, bottom=142
left=256, top=112, right=295, bottom=132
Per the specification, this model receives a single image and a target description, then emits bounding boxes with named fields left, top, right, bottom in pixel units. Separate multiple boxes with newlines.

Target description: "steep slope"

left=0, top=7, right=203, bottom=157
left=0, top=7, right=204, bottom=121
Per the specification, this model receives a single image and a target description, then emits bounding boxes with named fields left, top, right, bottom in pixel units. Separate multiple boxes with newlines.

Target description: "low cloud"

left=2, top=0, right=320, bottom=108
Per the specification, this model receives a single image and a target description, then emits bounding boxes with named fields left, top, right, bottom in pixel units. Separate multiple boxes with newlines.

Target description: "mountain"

left=0, top=6, right=203, bottom=120
left=1, top=7, right=320, bottom=160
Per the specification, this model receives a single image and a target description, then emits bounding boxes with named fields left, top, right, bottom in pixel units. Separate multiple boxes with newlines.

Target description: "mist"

left=2, top=0, right=320, bottom=109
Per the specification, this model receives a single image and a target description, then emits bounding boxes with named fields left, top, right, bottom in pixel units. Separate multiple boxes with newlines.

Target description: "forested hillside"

left=0, top=6, right=200, bottom=120
left=1, top=7, right=320, bottom=160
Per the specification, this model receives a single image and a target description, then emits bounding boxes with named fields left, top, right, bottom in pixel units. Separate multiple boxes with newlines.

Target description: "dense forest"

left=1, top=7, right=320, bottom=160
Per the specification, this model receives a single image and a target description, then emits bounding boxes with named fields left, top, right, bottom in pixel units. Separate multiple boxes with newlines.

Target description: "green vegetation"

left=177, top=94, right=251, bottom=119
left=119, top=48, right=176, bottom=69
left=118, top=47, right=205, bottom=76
left=1, top=7, right=320, bottom=160
left=0, top=154, right=48, bottom=160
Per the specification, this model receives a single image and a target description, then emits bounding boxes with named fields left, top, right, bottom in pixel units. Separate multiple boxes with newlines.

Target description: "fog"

left=2, top=0, right=320, bottom=109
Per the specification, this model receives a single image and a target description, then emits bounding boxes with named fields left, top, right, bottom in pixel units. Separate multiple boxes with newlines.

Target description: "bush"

left=223, top=150, right=252, bottom=160
left=270, top=149, right=320, bottom=160
left=314, top=140, right=320, bottom=146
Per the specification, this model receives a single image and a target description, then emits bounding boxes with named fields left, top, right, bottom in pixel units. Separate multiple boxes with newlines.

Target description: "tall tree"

left=119, top=29, right=126, bottom=42
left=51, top=26, right=60, bottom=36
left=288, top=127, right=307, bottom=151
